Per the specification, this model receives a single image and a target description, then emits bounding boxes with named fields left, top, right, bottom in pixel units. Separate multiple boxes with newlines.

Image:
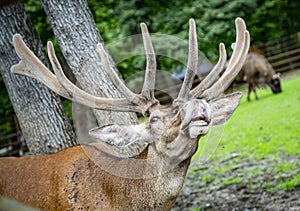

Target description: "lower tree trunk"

left=0, top=1, right=76, bottom=155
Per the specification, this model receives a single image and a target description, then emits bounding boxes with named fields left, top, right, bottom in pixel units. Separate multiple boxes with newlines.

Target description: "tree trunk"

left=40, top=0, right=138, bottom=128
left=0, top=0, right=76, bottom=155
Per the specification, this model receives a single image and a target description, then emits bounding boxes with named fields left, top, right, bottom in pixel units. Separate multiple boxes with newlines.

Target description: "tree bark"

left=40, top=0, right=138, bottom=127
left=0, top=0, right=76, bottom=155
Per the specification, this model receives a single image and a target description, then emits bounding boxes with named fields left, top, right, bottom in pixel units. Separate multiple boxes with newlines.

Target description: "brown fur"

left=0, top=145, right=191, bottom=211
left=238, top=53, right=282, bottom=100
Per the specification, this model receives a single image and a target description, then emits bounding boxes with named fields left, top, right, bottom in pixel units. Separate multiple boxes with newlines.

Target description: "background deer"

left=240, top=52, right=282, bottom=101
left=0, top=18, right=249, bottom=210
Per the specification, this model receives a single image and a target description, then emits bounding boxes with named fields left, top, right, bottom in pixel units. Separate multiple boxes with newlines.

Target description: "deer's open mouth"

left=191, top=115, right=209, bottom=126
left=190, top=120, right=208, bottom=127
left=181, top=117, right=210, bottom=138
left=188, top=122, right=209, bottom=138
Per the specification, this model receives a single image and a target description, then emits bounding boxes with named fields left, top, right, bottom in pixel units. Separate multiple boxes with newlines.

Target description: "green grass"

left=277, top=173, right=300, bottom=191
left=198, top=75, right=300, bottom=159
left=194, top=75, right=300, bottom=192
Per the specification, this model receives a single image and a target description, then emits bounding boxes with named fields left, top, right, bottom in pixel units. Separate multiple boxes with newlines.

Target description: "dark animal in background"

left=238, top=53, right=282, bottom=101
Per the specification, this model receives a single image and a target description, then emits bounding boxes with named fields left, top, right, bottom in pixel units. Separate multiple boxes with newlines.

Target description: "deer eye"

left=150, top=116, right=161, bottom=124
left=171, top=106, right=179, bottom=116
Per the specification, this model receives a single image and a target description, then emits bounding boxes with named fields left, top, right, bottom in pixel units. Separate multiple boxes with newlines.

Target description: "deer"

left=0, top=18, right=249, bottom=211
left=240, top=52, right=282, bottom=101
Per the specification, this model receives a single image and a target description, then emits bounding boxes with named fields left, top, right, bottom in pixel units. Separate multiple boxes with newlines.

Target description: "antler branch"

left=96, top=43, right=138, bottom=102
left=140, top=23, right=157, bottom=101
left=96, top=23, right=159, bottom=114
left=11, top=22, right=160, bottom=115
left=11, top=18, right=249, bottom=115
left=11, top=34, right=70, bottom=98
left=175, top=19, right=198, bottom=102
left=11, top=34, right=143, bottom=113
left=190, top=17, right=250, bottom=101
left=189, top=43, right=227, bottom=96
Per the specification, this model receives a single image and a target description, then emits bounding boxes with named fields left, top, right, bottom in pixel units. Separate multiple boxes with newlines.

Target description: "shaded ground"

left=172, top=153, right=300, bottom=211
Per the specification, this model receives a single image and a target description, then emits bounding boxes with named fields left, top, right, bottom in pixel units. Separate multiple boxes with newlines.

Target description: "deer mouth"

left=190, top=120, right=208, bottom=127
left=188, top=121, right=209, bottom=138
left=180, top=116, right=210, bottom=138
left=190, top=115, right=209, bottom=126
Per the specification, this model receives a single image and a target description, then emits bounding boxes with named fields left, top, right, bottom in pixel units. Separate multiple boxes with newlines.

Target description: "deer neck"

left=79, top=144, right=193, bottom=210
left=147, top=134, right=198, bottom=177
left=83, top=135, right=196, bottom=182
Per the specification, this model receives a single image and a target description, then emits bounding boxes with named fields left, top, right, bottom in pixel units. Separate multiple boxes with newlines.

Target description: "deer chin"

left=188, top=120, right=209, bottom=138
left=181, top=120, right=209, bottom=138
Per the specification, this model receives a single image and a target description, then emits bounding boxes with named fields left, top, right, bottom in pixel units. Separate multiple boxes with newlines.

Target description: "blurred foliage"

left=4, top=0, right=300, bottom=77
left=88, top=0, right=300, bottom=67
left=23, top=0, right=54, bottom=45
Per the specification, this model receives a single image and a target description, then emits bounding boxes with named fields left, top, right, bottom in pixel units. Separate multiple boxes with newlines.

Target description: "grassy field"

left=194, top=74, right=300, bottom=193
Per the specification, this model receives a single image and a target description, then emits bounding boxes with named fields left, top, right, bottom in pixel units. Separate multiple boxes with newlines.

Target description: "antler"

left=140, top=23, right=157, bottom=101
left=189, top=43, right=227, bottom=97
left=190, top=18, right=250, bottom=101
left=175, top=19, right=198, bottom=103
left=11, top=18, right=249, bottom=116
left=11, top=23, right=159, bottom=116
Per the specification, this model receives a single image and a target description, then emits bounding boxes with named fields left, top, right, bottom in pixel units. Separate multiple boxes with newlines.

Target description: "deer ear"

left=209, top=92, right=242, bottom=126
left=88, top=124, right=151, bottom=158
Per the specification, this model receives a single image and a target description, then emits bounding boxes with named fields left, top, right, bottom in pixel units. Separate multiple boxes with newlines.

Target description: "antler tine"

left=48, top=41, right=139, bottom=111
left=190, top=43, right=227, bottom=97
left=11, top=34, right=142, bottom=113
left=140, top=23, right=158, bottom=102
left=199, top=18, right=250, bottom=101
left=97, top=24, right=159, bottom=116
left=96, top=43, right=138, bottom=101
left=175, top=19, right=198, bottom=103
left=226, top=18, right=246, bottom=71
left=11, top=34, right=72, bottom=99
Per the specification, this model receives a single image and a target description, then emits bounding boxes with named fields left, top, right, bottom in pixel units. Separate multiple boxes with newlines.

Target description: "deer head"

left=11, top=18, right=249, bottom=175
